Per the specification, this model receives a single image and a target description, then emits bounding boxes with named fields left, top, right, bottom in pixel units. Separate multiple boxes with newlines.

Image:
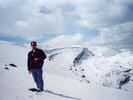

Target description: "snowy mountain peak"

left=73, top=47, right=94, bottom=66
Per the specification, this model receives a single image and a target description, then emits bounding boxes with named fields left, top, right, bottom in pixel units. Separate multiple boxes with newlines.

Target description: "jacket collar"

left=32, top=48, right=38, bottom=52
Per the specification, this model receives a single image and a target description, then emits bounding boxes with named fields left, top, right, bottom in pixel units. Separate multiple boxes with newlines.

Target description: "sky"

left=0, top=0, right=133, bottom=52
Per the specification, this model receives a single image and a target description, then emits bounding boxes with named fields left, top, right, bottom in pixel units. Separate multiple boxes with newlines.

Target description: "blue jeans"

left=31, top=68, right=44, bottom=91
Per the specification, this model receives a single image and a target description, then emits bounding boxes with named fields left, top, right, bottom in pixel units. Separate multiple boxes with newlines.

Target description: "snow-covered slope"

left=90, top=46, right=118, bottom=57
left=0, top=62, right=133, bottom=100
left=0, top=40, right=29, bottom=65
left=0, top=40, right=133, bottom=100
left=71, top=51, right=133, bottom=90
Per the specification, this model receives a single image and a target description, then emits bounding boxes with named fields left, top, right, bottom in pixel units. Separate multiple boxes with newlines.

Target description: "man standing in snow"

left=27, top=41, right=46, bottom=92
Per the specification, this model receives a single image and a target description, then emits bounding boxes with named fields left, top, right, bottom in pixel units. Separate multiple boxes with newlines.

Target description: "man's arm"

left=40, top=49, right=46, bottom=61
left=27, top=52, right=32, bottom=74
left=27, top=52, right=31, bottom=70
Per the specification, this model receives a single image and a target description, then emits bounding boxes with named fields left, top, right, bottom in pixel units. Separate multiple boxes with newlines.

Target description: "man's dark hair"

left=31, top=41, right=37, bottom=46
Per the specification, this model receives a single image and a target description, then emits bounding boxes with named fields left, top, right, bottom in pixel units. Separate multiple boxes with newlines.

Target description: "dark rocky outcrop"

left=9, top=64, right=17, bottom=67
left=73, top=48, right=94, bottom=66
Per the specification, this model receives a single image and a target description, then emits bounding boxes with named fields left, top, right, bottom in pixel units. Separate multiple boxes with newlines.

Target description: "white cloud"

left=0, top=0, right=133, bottom=52
left=14, top=9, right=66, bottom=40
left=42, top=33, right=84, bottom=49
left=83, top=22, right=133, bottom=51
left=0, top=0, right=17, bottom=8
left=99, top=22, right=133, bottom=50
left=0, top=0, right=67, bottom=40
left=74, top=0, right=133, bottom=28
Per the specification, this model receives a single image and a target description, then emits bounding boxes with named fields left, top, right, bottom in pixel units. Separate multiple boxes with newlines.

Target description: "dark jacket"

left=27, top=48, right=46, bottom=70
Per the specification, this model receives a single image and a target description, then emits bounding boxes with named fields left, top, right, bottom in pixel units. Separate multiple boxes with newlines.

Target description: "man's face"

left=31, top=43, right=37, bottom=50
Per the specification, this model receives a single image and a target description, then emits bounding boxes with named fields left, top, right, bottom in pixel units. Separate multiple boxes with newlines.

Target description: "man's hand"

left=34, top=58, right=39, bottom=61
left=28, top=70, right=31, bottom=75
